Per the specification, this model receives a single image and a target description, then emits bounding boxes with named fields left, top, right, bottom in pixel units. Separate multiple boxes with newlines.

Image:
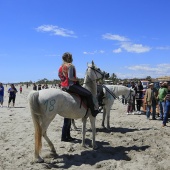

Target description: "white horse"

left=101, top=85, right=135, bottom=129
left=28, top=61, right=108, bottom=163
left=71, top=85, right=135, bottom=130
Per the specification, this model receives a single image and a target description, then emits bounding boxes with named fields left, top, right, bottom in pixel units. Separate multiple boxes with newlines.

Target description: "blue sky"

left=1, top=0, right=170, bottom=83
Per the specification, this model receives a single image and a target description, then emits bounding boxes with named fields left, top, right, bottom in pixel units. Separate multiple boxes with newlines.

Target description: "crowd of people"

left=121, top=81, right=144, bottom=115
left=121, top=80, right=170, bottom=127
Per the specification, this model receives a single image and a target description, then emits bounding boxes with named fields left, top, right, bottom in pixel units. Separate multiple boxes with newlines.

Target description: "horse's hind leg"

left=71, top=119, right=78, bottom=130
left=42, top=121, right=56, bottom=154
left=43, top=131, right=56, bottom=154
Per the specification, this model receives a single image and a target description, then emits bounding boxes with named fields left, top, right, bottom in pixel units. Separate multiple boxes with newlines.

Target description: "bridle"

left=82, top=66, right=106, bottom=85
left=88, top=66, right=106, bottom=80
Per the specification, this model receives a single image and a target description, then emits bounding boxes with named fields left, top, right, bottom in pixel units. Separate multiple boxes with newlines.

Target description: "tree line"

left=17, top=74, right=152, bottom=86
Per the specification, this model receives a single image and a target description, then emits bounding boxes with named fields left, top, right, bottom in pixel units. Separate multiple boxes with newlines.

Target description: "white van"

left=141, top=80, right=149, bottom=89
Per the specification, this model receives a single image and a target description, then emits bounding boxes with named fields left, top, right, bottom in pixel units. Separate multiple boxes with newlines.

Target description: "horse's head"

left=86, top=61, right=109, bottom=81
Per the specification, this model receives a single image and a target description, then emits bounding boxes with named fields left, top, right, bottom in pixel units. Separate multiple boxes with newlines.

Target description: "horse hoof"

left=35, top=157, right=44, bottom=163
left=51, top=150, right=57, bottom=154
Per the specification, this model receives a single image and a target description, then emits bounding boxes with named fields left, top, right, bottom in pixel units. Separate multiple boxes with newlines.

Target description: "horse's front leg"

left=102, top=107, right=106, bottom=128
left=106, top=108, right=111, bottom=129
left=81, top=117, right=87, bottom=147
left=89, top=115, right=98, bottom=149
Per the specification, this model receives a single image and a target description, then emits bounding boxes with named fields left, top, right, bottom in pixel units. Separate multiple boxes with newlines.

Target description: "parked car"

left=153, top=81, right=160, bottom=90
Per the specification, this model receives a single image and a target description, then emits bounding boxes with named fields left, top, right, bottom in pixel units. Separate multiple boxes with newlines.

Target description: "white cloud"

left=83, top=51, right=97, bottom=55
left=102, top=33, right=151, bottom=53
left=102, top=33, right=129, bottom=41
left=156, top=46, right=170, bottom=50
left=121, top=42, right=151, bottom=53
left=99, top=50, right=105, bottom=54
left=83, top=50, right=105, bottom=55
left=122, top=64, right=170, bottom=78
left=36, top=25, right=77, bottom=38
left=113, top=48, right=122, bottom=53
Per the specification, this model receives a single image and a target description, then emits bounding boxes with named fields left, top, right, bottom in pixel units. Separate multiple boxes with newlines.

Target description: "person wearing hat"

left=157, top=82, right=168, bottom=120
left=144, top=83, right=158, bottom=120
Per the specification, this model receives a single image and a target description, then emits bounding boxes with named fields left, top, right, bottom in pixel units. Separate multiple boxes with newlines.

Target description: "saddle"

left=61, top=88, right=89, bottom=113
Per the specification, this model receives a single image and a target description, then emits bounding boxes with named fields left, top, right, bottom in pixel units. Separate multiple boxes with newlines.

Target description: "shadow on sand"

left=41, top=142, right=150, bottom=169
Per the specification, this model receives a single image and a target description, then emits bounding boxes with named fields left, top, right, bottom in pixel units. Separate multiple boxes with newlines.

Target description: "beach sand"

left=0, top=85, right=170, bottom=170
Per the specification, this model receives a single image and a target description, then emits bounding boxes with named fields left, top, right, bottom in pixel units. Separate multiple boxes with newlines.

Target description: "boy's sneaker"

left=137, top=111, right=142, bottom=114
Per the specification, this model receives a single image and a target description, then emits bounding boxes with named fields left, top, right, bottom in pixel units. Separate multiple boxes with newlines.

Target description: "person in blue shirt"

left=0, top=82, right=4, bottom=107
left=8, top=84, right=18, bottom=107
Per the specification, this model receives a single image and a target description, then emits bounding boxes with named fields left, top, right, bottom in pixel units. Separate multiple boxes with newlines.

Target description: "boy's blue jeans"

left=146, top=104, right=156, bottom=119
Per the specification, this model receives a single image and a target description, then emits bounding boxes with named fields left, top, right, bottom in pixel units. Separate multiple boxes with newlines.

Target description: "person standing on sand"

left=126, top=96, right=133, bottom=115
left=157, top=82, right=168, bottom=120
left=8, top=84, right=18, bottom=107
left=130, top=81, right=137, bottom=113
left=135, top=80, right=143, bottom=114
left=38, top=84, right=41, bottom=90
left=20, top=86, right=22, bottom=94
left=33, top=83, right=37, bottom=90
left=144, top=83, right=158, bottom=120
left=162, top=83, right=170, bottom=127
left=0, top=82, right=4, bottom=107
left=122, top=82, right=127, bottom=105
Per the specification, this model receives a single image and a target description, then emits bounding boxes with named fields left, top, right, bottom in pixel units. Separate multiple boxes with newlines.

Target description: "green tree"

left=111, top=73, right=118, bottom=84
left=146, top=76, right=152, bottom=82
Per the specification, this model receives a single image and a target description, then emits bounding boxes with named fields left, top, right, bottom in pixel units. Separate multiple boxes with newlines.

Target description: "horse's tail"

left=28, top=91, right=42, bottom=158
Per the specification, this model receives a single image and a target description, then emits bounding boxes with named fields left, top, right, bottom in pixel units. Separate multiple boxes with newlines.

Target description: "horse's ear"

left=92, top=60, right=94, bottom=66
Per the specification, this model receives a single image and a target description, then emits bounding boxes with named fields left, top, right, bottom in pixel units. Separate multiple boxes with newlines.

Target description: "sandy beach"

left=0, top=85, right=170, bottom=170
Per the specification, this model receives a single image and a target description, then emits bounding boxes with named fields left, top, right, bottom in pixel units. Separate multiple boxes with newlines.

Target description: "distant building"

left=156, top=76, right=170, bottom=82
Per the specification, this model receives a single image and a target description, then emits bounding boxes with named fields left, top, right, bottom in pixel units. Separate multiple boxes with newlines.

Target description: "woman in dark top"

left=8, top=84, right=18, bottom=107
left=135, top=81, right=143, bottom=114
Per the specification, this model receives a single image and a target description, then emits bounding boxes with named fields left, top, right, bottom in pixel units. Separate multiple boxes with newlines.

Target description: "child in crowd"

left=127, top=98, right=133, bottom=115
left=20, top=86, right=22, bottom=94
